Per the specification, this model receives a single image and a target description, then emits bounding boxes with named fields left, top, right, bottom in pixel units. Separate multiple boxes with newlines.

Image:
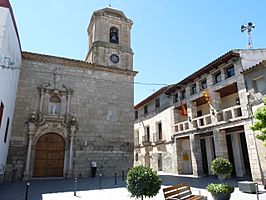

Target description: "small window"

left=213, top=71, right=222, bottom=84
left=145, top=126, right=150, bottom=142
left=146, top=126, right=150, bottom=135
left=4, top=117, right=9, bottom=143
left=144, top=105, right=148, bottom=115
left=173, top=93, right=179, bottom=103
left=225, top=65, right=235, bottom=78
left=200, top=79, right=207, bottom=90
left=157, top=122, right=162, bottom=140
left=190, top=84, right=197, bottom=95
left=0, top=101, right=4, bottom=128
left=155, top=98, right=160, bottom=108
left=49, top=95, right=61, bottom=115
left=253, top=76, right=266, bottom=93
left=135, top=110, right=138, bottom=120
left=181, top=90, right=186, bottom=100
left=110, top=27, right=119, bottom=44
left=135, top=153, right=138, bottom=161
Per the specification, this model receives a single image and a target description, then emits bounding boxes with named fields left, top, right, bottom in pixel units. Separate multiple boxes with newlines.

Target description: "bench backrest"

left=163, top=183, right=192, bottom=200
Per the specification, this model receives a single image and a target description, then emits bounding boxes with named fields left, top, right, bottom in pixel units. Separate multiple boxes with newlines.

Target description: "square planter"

left=238, top=181, right=256, bottom=193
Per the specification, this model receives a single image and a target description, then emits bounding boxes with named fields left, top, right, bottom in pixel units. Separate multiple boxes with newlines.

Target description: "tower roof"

left=93, top=7, right=128, bottom=20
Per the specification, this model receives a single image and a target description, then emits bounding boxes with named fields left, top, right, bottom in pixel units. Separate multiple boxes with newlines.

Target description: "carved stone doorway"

left=33, top=133, right=65, bottom=177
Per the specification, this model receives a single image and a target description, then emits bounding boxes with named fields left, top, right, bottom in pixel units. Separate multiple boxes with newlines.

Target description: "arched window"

left=110, top=27, right=119, bottom=44
left=49, top=95, right=61, bottom=115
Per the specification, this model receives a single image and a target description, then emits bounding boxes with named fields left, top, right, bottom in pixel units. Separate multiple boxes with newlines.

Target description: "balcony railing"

left=217, top=105, right=243, bottom=122
left=174, top=120, right=190, bottom=133
left=142, top=135, right=151, bottom=145
left=174, top=105, right=245, bottom=133
left=192, top=114, right=212, bottom=128
left=134, top=137, right=140, bottom=147
left=153, top=132, right=165, bottom=144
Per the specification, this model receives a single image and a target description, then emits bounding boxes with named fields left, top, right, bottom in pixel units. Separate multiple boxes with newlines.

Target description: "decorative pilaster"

left=68, top=125, right=77, bottom=177
left=23, top=122, right=36, bottom=180
left=66, top=92, right=71, bottom=114
left=39, top=88, right=44, bottom=113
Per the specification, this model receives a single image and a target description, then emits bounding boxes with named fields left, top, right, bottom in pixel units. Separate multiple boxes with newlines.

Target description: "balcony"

left=142, top=135, right=151, bottom=146
left=192, top=114, right=212, bottom=128
left=174, top=120, right=190, bottom=133
left=173, top=105, right=245, bottom=134
left=217, top=105, right=243, bottom=122
left=134, top=137, right=140, bottom=148
left=153, top=132, right=166, bottom=144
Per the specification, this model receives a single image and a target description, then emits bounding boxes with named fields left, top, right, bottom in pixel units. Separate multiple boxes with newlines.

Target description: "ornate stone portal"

left=23, top=68, right=78, bottom=180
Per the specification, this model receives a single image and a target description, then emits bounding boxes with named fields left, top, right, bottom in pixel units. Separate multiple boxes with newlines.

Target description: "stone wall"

left=6, top=55, right=135, bottom=179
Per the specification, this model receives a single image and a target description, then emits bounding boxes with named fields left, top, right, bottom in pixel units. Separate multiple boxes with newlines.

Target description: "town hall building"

left=4, top=6, right=137, bottom=180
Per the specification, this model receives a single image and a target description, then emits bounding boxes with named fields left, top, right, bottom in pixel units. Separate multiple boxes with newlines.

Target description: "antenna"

left=108, top=0, right=112, bottom=7
left=241, top=22, right=255, bottom=49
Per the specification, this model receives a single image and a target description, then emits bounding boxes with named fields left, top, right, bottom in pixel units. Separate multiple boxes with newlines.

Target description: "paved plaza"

left=0, top=173, right=266, bottom=200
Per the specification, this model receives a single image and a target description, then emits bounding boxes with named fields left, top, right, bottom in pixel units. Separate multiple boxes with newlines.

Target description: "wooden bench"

left=163, top=183, right=207, bottom=200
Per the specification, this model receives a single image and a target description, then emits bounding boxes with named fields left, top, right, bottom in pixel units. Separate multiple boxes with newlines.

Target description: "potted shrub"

left=207, top=157, right=234, bottom=200
left=126, top=165, right=162, bottom=200
left=207, top=183, right=234, bottom=200
left=211, top=157, right=233, bottom=181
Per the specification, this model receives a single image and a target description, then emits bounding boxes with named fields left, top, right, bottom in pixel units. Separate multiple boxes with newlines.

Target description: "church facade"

left=5, top=7, right=136, bottom=180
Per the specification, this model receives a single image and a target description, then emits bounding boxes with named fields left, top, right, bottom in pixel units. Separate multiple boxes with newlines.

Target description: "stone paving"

left=0, top=173, right=266, bottom=200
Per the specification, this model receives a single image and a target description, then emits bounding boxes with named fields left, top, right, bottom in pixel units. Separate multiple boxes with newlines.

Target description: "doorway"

left=226, top=134, right=236, bottom=177
left=239, top=132, right=252, bottom=179
left=200, top=138, right=209, bottom=175
left=33, top=133, right=65, bottom=177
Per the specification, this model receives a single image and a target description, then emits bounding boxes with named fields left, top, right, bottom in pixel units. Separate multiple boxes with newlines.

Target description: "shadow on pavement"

left=0, top=174, right=248, bottom=200
left=0, top=176, right=126, bottom=200
left=160, top=174, right=240, bottom=188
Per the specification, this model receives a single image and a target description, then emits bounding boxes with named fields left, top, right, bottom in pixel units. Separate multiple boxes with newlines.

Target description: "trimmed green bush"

left=211, top=157, right=233, bottom=175
left=206, top=183, right=234, bottom=194
left=126, top=165, right=162, bottom=200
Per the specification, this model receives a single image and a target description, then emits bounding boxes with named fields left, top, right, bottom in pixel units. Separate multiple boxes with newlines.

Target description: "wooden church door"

left=33, top=133, right=65, bottom=177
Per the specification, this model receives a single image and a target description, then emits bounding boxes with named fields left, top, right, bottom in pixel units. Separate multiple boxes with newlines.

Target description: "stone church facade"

left=5, top=7, right=136, bottom=180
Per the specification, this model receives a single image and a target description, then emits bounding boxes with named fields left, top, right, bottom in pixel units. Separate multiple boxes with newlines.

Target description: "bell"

left=111, top=35, right=117, bottom=42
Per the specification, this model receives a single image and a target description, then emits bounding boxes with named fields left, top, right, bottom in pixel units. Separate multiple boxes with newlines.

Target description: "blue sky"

left=10, top=0, right=266, bottom=104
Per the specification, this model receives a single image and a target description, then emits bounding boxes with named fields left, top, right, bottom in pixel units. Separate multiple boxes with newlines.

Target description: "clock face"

left=110, top=54, right=119, bottom=64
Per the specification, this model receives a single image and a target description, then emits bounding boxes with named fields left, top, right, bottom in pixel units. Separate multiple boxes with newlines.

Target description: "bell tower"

left=85, top=7, right=133, bottom=71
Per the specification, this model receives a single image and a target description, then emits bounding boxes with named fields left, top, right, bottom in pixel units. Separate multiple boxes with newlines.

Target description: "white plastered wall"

left=0, top=7, right=21, bottom=177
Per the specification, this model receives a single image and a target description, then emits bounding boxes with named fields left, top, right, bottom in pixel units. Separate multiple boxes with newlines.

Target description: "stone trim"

left=22, top=52, right=137, bottom=77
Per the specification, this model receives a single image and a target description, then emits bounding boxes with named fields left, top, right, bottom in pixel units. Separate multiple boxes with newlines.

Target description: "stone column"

left=23, top=123, right=35, bottom=180
left=171, top=138, right=178, bottom=174
left=237, top=75, right=249, bottom=117
left=209, top=91, right=221, bottom=123
left=189, top=134, right=203, bottom=177
left=213, top=129, right=228, bottom=159
left=68, top=126, right=76, bottom=177
left=187, top=101, right=197, bottom=129
left=243, top=123, right=263, bottom=182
